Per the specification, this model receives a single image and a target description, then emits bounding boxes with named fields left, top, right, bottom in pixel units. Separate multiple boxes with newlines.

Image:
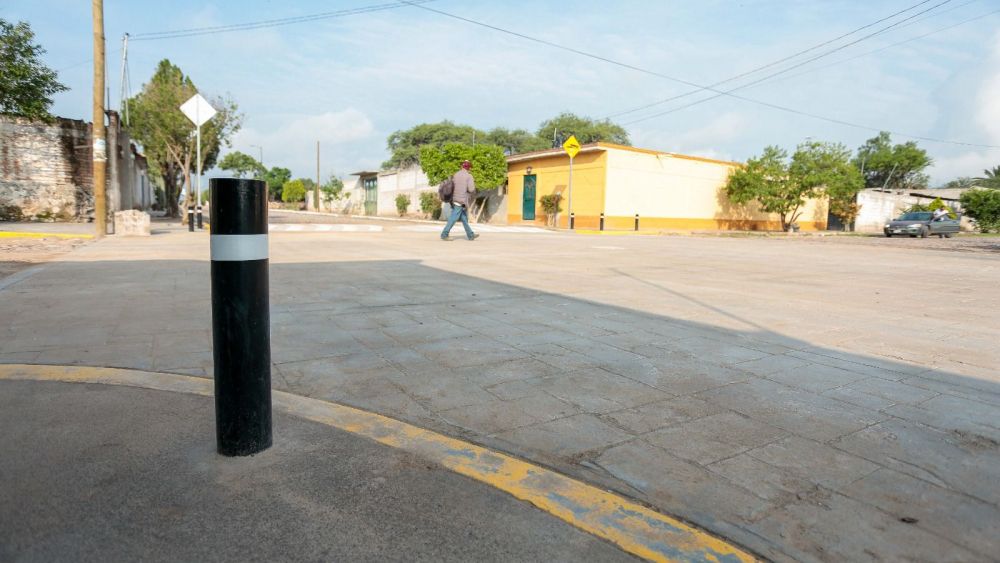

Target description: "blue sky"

left=4, top=0, right=999, bottom=184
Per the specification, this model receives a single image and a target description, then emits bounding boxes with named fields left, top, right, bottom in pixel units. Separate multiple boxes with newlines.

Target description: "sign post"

left=180, top=93, right=217, bottom=229
left=562, top=135, right=581, bottom=229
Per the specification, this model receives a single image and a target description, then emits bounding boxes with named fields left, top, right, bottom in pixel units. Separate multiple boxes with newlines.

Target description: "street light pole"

left=91, top=0, right=107, bottom=237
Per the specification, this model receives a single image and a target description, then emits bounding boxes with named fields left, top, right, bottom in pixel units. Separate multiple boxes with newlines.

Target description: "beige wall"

left=603, top=148, right=828, bottom=231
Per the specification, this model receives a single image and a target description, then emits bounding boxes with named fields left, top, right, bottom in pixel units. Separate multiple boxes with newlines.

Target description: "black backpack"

left=438, top=176, right=455, bottom=202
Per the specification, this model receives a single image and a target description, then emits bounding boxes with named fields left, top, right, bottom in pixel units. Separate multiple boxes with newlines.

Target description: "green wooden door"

left=363, top=176, right=377, bottom=216
left=522, top=175, right=536, bottom=221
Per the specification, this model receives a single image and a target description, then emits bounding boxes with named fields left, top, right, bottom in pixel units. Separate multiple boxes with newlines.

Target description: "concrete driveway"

left=1, top=223, right=997, bottom=561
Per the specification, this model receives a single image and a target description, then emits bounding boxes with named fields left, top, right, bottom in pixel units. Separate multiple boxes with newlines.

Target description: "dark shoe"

left=440, top=236, right=452, bottom=241
left=468, top=233, right=479, bottom=241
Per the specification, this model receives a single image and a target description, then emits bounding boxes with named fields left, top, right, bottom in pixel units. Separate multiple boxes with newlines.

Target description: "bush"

left=0, top=204, right=25, bottom=221
left=539, top=194, right=562, bottom=227
left=395, top=194, right=411, bottom=217
left=906, top=202, right=929, bottom=213
left=419, top=191, right=442, bottom=219
left=925, top=197, right=956, bottom=219
left=960, top=189, right=1000, bottom=233
left=281, top=179, right=306, bottom=203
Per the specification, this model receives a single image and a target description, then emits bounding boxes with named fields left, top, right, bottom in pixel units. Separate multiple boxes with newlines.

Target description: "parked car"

left=884, top=212, right=959, bottom=238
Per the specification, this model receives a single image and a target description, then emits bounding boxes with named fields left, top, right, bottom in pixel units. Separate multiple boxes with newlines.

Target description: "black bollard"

left=600, top=213, right=605, bottom=231
left=570, top=212, right=575, bottom=230
left=210, top=178, right=272, bottom=456
left=635, top=214, right=639, bottom=231
left=196, top=205, right=203, bottom=229
left=188, top=206, right=195, bottom=232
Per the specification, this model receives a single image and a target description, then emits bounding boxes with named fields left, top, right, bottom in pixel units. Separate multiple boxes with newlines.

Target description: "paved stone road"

left=1, top=224, right=997, bottom=561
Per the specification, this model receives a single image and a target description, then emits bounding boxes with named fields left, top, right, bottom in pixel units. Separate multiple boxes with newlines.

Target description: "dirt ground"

left=0, top=237, right=90, bottom=280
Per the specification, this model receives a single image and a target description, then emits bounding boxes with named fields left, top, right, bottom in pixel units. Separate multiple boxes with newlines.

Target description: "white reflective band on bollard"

left=210, top=234, right=269, bottom=261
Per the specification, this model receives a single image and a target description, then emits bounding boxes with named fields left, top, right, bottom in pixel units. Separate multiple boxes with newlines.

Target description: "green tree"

left=128, top=59, right=242, bottom=217
left=281, top=179, right=306, bottom=203
left=975, top=165, right=1000, bottom=189
left=0, top=19, right=67, bottom=120
left=384, top=121, right=482, bottom=169
left=854, top=132, right=931, bottom=191
left=727, top=141, right=859, bottom=231
left=218, top=151, right=265, bottom=178
left=262, top=166, right=292, bottom=200
left=321, top=175, right=345, bottom=202
left=795, top=141, right=863, bottom=229
left=536, top=112, right=630, bottom=147
left=419, top=143, right=507, bottom=189
left=941, top=177, right=977, bottom=190
left=483, top=127, right=548, bottom=155
left=960, top=189, right=1000, bottom=232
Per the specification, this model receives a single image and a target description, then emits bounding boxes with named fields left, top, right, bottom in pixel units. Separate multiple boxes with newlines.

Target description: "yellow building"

left=506, top=142, right=828, bottom=231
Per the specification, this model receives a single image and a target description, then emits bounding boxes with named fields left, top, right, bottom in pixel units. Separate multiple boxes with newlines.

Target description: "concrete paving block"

left=707, top=454, right=815, bottom=504
left=398, top=376, right=499, bottom=412
left=528, top=369, right=670, bottom=413
left=595, top=441, right=776, bottom=525
left=438, top=399, right=544, bottom=435
left=673, top=336, right=772, bottom=365
left=495, top=414, right=632, bottom=458
left=733, top=353, right=812, bottom=376
left=638, top=353, right=756, bottom=395
left=765, top=363, right=870, bottom=393
left=838, top=468, right=1000, bottom=559
left=746, top=436, right=880, bottom=489
left=457, top=357, right=561, bottom=387
left=601, top=396, right=724, bottom=435
left=833, top=418, right=1000, bottom=505
left=382, top=321, right=476, bottom=346
left=903, top=372, right=1000, bottom=407
left=411, top=339, right=529, bottom=369
left=643, top=411, right=788, bottom=465
left=752, top=489, right=981, bottom=563
left=885, top=394, right=1000, bottom=442
left=697, top=378, right=887, bottom=442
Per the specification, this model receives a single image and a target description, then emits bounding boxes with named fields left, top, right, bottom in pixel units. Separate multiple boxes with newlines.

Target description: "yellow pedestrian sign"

left=563, top=135, right=581, bottom=159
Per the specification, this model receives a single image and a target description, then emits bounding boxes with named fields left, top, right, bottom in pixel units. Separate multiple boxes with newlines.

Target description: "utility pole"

left=118, top=33, right=129, bottom=126
left=92, top=0, right=107, bottom=237
left=314, top=141, right=320, bottom=211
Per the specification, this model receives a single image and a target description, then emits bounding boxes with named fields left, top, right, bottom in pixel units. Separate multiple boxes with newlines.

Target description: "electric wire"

left=130, top=0, right=436, bottom=41
left=398, top=0, right=999, bottom=150
left=606, top=0, right=940, bottom=119
left=622, top=0, right=955, bottom=125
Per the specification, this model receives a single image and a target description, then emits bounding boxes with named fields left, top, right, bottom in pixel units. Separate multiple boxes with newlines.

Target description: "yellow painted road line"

left=0, top=231, right=94, bottom=240
left=0, top=364, right=757, bottom=563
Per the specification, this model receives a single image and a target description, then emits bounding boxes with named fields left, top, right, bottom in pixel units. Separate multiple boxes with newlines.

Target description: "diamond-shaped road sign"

left=562, top=135, right=581, bottom=159
left=180, top=93, right=217, bottom=127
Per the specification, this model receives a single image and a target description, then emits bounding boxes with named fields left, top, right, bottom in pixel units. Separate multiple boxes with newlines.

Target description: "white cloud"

left=229, top=109, right=376, bottom=179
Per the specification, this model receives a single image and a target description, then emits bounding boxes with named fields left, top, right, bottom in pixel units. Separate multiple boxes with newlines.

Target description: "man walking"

left=441, top=160, right=479, bottom=241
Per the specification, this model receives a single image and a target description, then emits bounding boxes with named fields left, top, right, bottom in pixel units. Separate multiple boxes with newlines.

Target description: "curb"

left=0, top=363, right=758, bottom=563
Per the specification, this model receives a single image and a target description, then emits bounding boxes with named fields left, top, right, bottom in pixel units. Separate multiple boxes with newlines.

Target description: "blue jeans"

left=441, top=204, right=474, bottom=239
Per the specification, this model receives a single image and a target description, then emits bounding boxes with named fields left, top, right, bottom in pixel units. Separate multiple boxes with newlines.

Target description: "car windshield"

left=898, top=212, right=932, bottom=221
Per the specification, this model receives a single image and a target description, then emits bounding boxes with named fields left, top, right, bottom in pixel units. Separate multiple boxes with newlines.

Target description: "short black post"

left=600, top=213, right=605, bottom=231
left=570, top=212, right=575, bottom=230
left=210, top=178, right=272, bottom=456
left=635, top=214, right=639, bottom=231
left=196, top=205, right=204, bottom=229
left=188, top=206, right=195, bottom=232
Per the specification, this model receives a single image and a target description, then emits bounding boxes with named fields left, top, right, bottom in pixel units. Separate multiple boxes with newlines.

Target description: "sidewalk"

left=1, top=224, right=997, bottom=561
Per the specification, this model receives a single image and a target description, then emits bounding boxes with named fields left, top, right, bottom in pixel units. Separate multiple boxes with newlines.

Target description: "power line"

left=622, top=0, right=954, bottom=125
left=607, top=0, right=939, bottom=119
left=130, top=0, right=436, bottom=41
left=399, top=0, right=999, bottom=150
left=738, top=7, right=1000, bottom=91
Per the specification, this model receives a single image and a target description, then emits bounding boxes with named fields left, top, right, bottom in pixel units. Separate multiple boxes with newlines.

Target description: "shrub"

left=906, top=202, right=929, bottom=213
left=539, top=193, right=561, bottom=224
left=960, top=189, right=1000, bottom=233
left=419, top=191, right=441, bottom=219
left=0, top=204, right=25, bottom=221
left=925, top=197, right=956, bottom=219
left=395, top=194, right=411, bottom=217
left=281, top=179, right=306, bottom=203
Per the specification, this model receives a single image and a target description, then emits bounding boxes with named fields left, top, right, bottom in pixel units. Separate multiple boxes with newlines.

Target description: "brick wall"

left=0, top=116, right=93, bottom=221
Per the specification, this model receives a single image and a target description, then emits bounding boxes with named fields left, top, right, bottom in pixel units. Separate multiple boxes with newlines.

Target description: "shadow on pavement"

left=1, top=257, right=998, bottom=562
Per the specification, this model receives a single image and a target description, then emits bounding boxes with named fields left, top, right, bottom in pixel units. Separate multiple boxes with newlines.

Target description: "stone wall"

left=0, top=116, right=93, bottom=221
